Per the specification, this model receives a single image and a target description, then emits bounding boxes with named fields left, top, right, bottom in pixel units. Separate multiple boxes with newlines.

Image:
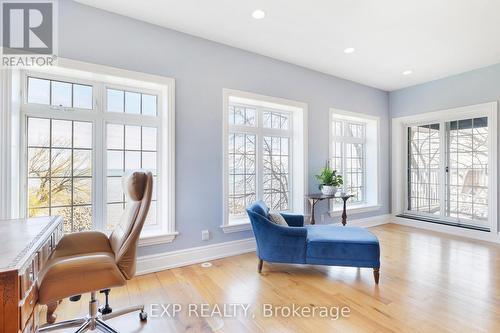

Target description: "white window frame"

left=222, top=89, right=308, bottom=233
left=329, top=109, right=381, bottom=216
left=8, top=58, right=177, bottom=245
left=392, top=102, right=498, bottom=233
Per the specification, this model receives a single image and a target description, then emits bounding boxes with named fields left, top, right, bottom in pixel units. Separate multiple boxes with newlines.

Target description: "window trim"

left=222, top=89, right=308, bottom=232
left=13, top=58, right=177, bottom=245
left=392, top=102, right=498, bottom=233
left=329, top=108, right=381, bottom=213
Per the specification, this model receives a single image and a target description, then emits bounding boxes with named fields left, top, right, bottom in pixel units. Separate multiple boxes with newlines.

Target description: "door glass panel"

left=446, top=118, right=488, bottom=225
left=407, top=124, right=440, bottom=215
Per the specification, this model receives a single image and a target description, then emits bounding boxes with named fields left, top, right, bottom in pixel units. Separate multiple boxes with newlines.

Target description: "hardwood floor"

left=43, top=224, right=500, bottom=332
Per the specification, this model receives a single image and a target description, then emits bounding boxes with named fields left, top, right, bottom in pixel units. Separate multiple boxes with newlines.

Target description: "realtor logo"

left=1, top=0, right=57, bottom=67
left=2, top=1, right=53, bottom=54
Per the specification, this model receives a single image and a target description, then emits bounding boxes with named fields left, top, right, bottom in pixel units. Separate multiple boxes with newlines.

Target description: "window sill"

left=221, top=220, right=252, bottom=233
left=329, top=204, right=382, bottom=217
left=139, top=230, right=179, bottom=246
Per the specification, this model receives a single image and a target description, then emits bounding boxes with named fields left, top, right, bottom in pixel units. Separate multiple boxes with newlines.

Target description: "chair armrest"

left=53, top=231, right=112, bottom=258
left=247, top=210, right=308, bottom=264
left=280, top=213, right=304, bottom=227
left=253, top=217, right=307, bottom=237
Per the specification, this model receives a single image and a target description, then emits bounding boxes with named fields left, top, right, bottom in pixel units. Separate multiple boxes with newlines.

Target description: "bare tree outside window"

left=227, top=104, right=292, bottom=217
left=263, top=135, right=290, bottom=211
left=27, top=117, right=93, bottom=232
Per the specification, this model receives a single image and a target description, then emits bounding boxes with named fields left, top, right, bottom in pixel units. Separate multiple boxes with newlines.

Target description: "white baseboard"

left=392, top=215, right=500, bottom=244
left=136, top=237, right=256, bottom=275
left=330, top=213, right=391, bottom=228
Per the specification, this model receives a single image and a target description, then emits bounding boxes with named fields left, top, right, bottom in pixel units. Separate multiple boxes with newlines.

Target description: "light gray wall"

left=390, top=63, right=500, bottom=117
left=60, top=1, right=390, bottom=256
left=389, top=63, right=500, bottom=230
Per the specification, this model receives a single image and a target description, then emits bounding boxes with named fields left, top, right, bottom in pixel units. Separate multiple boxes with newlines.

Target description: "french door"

left=406, top=116, right=491, bottom=229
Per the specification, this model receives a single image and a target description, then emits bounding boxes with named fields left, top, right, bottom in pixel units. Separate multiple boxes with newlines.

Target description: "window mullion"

left=93, top=83, right=104, bottom=231
left=440, top=121, right=447, bottom=218
left=256, top=108, right=263, bottom=203
left=342, top=142, right=347, bottom=193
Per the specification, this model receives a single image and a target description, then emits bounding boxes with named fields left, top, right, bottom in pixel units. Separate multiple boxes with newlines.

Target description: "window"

left=227, top=104, right=291, bottom=214
left=223, top=90, right=307, bottom=230
left=228, top=132, right=256, bottom=215
left=331, top=119, right=366, bottom=203
left=106, top=124, right=158, bottom=230
left=330, top=109, right=380, bottom=213
left=27, top=117, right=93, bottom=232
left=20, top=62, right=176, bottom=244
left=27, top=77, right=93, bottom=109
left=106, top=88, right=157, bottom=116
left=392, top=102, right=497, bottom=232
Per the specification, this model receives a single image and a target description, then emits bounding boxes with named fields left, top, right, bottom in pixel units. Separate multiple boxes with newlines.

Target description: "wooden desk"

left=0, top=216, right=63, bottom=333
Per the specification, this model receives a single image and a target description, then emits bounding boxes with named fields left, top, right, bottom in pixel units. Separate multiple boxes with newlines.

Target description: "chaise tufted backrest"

left=247, top=200, right=270, bottom=219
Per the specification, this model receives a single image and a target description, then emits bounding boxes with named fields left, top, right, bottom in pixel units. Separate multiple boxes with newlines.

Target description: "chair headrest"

left=247, top=201, right=269, bottom=218
left=122, top=171, right=149, bottom=202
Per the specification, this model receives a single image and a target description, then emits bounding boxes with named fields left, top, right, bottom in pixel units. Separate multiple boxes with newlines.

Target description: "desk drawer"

left=20, top=284, right=38, bottom=331
left=37, top=225, right=61, bottom=272
left=19, top=257, right=36, bottom=299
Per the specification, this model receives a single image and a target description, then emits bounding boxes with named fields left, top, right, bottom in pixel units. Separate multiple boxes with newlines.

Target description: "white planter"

left=321, top=185, right=337, bottom=196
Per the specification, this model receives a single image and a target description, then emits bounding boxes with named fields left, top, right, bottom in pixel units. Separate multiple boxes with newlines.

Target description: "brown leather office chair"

left=37, top=171, right=153, bottom=333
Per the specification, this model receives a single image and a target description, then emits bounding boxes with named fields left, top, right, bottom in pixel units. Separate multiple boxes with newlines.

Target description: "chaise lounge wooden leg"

left=258, top=259, right=263, bottom=273
left=46, top=301, right=58, bottom=324
left=373, top=268, right=380, bottom=284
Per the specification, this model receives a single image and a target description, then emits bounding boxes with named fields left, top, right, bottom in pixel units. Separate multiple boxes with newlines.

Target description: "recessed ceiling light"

left=403, top=70, right=413, bottom=75
left=252, top=9, right=266, bottom=20
left=344, top=47, right=355, bottom=54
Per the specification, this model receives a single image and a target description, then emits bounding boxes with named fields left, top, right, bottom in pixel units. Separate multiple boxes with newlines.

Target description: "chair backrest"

left=247, top=200, right=270, bottom=219
left=109, top=171, right=153, bottom=279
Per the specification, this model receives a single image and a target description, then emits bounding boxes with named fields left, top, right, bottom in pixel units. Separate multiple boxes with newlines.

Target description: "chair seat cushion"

left=38, top=252, right=127, bottom=305
left=305, top=225, right=380, bottom=268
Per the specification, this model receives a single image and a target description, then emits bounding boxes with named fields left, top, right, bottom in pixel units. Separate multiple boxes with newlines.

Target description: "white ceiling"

left=75, top=0, right=500, bottom=91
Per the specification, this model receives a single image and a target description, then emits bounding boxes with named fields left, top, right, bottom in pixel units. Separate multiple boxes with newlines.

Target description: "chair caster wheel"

left=139, top=311, right=148, bottom=321
left=99, top=305, right=112, bottom=315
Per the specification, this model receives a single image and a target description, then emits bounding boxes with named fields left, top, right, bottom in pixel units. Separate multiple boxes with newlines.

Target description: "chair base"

left=37, top=292, right=147, bottom=333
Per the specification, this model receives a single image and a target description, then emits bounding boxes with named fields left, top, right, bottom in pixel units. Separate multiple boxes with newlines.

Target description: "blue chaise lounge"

left=246, top=201, right=381, bottom=283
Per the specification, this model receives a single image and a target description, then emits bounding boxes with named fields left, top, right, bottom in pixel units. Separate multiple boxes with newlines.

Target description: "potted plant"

left=315, top=166, right=343, bottom=196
